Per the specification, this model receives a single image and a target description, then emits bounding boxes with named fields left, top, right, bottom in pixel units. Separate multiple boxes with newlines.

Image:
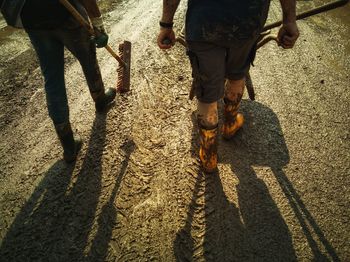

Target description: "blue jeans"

left=26, top=22, right=104, bottom=125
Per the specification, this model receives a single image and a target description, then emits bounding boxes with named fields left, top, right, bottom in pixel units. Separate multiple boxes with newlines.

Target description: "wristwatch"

left=159, top=21, right=174, bottom=29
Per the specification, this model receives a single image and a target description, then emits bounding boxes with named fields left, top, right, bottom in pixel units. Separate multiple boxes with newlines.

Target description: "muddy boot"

left=199, top=125, right=218, bottom=173
left=222, top=98, right=244, bottom=140
left=54, top=122, right=82, bottom=163
left=91, top=88, right=117, bottom=112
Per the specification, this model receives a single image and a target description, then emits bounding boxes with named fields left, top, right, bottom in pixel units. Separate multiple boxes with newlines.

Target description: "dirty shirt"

left=186, top=0, right=271, bottom=44
left=20, top=0, right=71, bottom=29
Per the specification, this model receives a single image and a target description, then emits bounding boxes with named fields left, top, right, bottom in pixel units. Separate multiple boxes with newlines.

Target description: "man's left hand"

left=277, top=22, right=299, bottom=49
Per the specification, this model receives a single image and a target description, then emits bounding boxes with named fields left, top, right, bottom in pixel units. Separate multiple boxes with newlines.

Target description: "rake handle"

left=59, top=0, right=126, bottom=67
left=105, top=45, right=127, bottom=67
left=264, top=0, right=349, bottom=31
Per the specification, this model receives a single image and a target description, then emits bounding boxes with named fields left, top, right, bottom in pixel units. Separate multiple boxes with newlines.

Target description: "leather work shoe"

left=93, top=88, right=117, bottom=112
left=199, top=125, right=218, bottom=173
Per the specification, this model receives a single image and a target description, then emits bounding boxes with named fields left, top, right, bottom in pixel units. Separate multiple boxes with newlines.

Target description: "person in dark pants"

left=1, top=0, right=116, bottom=163
left=157, top=0, right=299, bottom=173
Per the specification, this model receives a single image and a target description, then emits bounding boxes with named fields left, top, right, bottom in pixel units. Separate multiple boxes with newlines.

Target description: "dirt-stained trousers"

left=26, top=23, right=104, bottom=125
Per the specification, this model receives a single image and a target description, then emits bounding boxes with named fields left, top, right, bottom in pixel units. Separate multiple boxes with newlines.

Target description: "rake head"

left=117, top=41, right=131, bottom=93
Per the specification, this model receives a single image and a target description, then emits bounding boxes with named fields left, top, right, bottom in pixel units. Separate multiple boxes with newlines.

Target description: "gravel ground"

left=0, top=0, right=349, bottom=261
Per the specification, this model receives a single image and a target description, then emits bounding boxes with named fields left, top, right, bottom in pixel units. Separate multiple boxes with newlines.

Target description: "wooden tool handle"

left=257, top=35, right=278, bottom=49
left=105, top=45, right=127, bottom=67
left=264, top=0, right=349, bottom=30
left=59, top=0, right=94, bottom=34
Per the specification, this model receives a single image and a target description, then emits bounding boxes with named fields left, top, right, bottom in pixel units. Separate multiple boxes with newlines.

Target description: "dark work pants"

left=26, top=23, right=104, bottom=125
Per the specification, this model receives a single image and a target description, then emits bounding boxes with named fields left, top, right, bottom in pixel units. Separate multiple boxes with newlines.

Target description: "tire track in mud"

left=101, top=1, right=203, bottom=259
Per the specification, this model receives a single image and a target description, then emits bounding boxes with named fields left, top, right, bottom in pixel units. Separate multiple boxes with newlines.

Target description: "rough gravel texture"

left=0, top=0, right=349, bottom=261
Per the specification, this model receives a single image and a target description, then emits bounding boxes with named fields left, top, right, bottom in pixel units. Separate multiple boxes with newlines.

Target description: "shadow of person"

left=202, top=170, right=250, bottom=261
left=0, top=160, right=76, bottom=261
left=173, top=169, right=202, bottom=261
left=61, top=112, right=108, bottom=260
left=87, top=139, right=135, bottom=261
left=175, top=100, right=339, bottom=261
left=174, top=113, right=247, bottom=261
left=175, top=103, right=297, bottom=261
left=219, top=100, right=296, bottom=261
left=0, top=112, right=108, bottom=261
left=220, top=100, right=338, bottom=261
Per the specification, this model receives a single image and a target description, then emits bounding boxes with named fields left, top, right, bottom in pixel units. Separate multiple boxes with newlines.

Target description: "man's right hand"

left=157, top=28, right=176, bottom=49
left=91, top=16, right=109, bottom=48
left=277, top=22, right=299, bottom=49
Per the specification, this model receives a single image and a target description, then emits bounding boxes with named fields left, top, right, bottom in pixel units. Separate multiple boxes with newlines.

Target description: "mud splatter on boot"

left=54, top=122, right=82, bottom=163
left=222, top=98, right=244, bottom=140
left=199, top=125, right=218, bottom=173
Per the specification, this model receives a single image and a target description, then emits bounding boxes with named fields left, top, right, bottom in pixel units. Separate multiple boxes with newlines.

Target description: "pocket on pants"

left=187, top=49, right=203, bottom=99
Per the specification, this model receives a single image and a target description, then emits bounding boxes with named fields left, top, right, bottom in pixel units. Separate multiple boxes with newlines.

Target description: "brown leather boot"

left=222, top=98, right=244, bottom=140
left=199, top=125, right=218, bottom=173
left=54, top=122, right=82, bottom=163
left=91, top=88, right=117, bottom=112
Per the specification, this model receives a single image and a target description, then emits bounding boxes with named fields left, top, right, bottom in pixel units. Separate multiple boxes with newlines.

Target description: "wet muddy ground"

left=0, top=0, right=349, bottom=261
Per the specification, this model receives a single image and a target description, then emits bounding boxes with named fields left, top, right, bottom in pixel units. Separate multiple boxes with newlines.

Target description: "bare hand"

left=157, top=28, right=176, bottom=49
left=277, top=22, right=299, bottom=49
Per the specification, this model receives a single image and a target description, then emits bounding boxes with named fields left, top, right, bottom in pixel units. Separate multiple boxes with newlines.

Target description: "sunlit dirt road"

left=0, top=0, right=349, bottom=261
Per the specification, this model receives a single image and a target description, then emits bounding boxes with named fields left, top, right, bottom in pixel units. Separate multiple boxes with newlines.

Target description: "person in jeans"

left=1, top=0, right=116, bottom=163
left=157, top=0, right=299, bottom=172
